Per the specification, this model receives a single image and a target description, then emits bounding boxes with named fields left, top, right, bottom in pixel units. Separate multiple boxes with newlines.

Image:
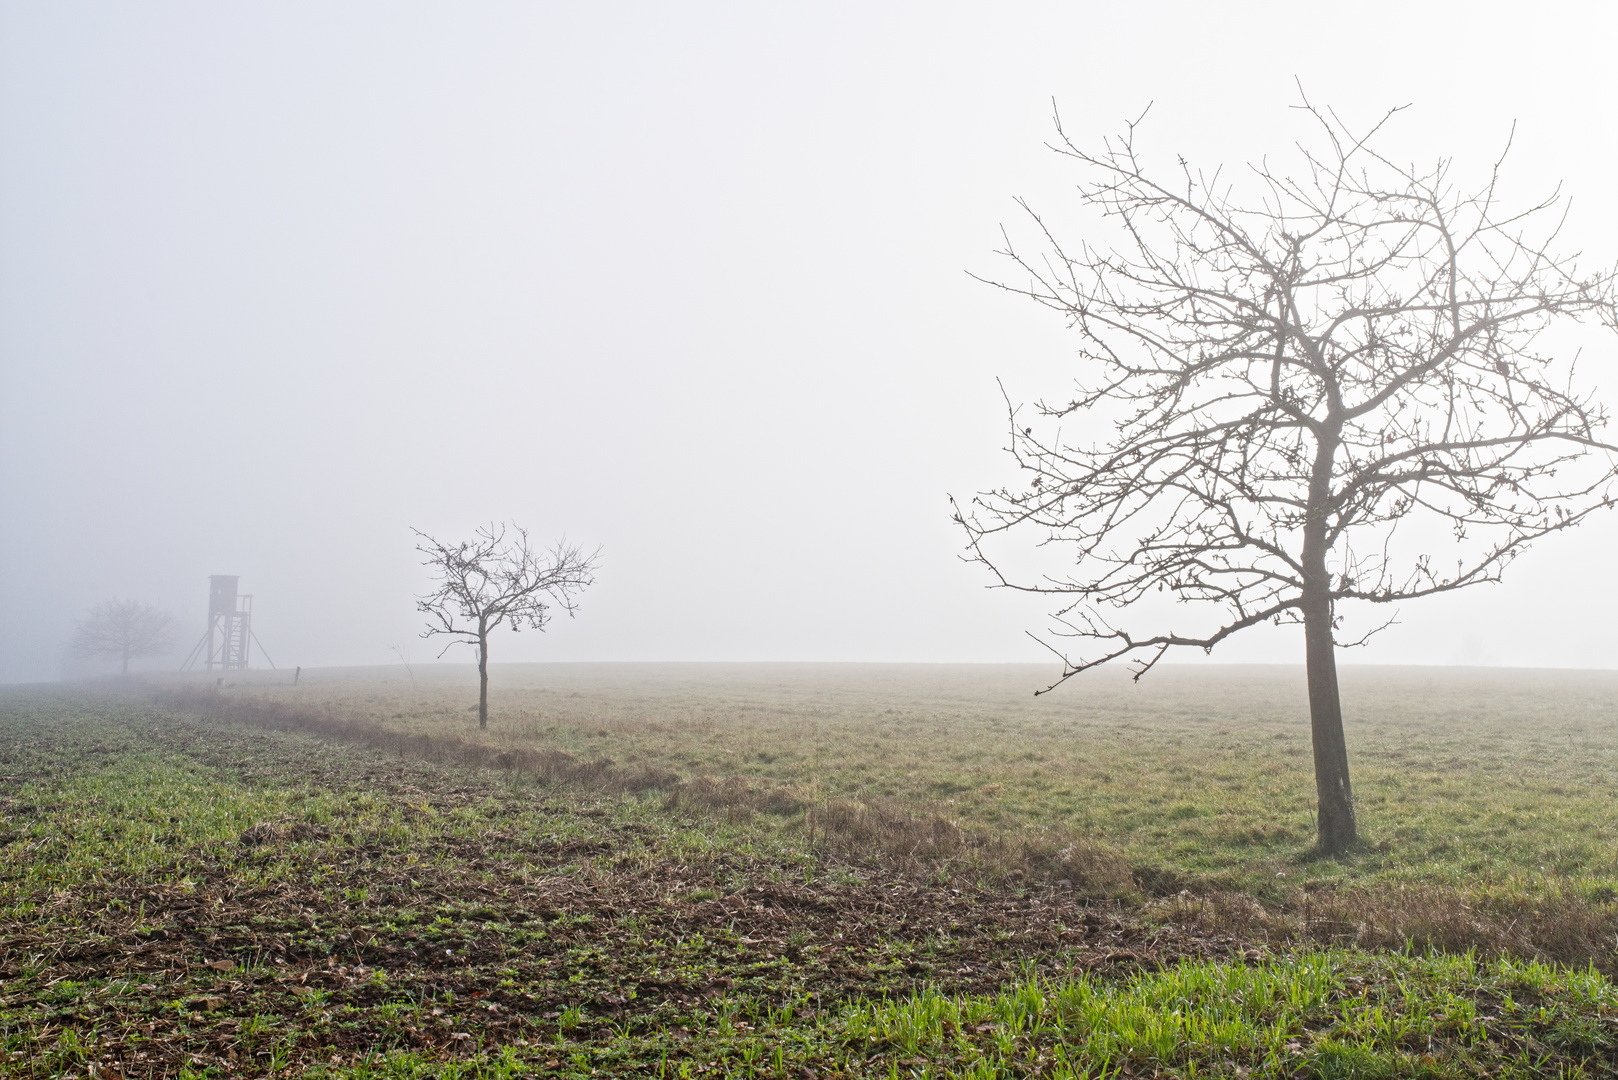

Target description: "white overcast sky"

left=3, top=1, right=1616, bottom=681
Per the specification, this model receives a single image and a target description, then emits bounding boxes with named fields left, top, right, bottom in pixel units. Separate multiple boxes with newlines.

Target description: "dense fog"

left=3, top=1, right=1616, bottom=682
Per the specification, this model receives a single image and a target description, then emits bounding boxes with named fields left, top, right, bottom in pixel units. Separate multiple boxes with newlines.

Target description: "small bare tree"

left=72, top=599, right=177, bottom=674
left=414, top=523, right=599, bottom=730
left=956, top=97, right=1618, bottom=854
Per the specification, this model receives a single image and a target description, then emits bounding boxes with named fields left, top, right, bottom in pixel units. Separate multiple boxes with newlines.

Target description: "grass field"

left=210, top=663, right=1618, bottom=895
left=2, top=664, right=1618, bottom=1077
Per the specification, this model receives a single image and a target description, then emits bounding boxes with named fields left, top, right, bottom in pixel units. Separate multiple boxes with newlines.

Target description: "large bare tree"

left=955, top=99, right=1618, bottom=854
left=72, top=599, right=177, bottom=674
left=414, top=523, right=599, bottom=730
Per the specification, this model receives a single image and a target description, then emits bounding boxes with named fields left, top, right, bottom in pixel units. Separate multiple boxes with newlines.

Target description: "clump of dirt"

left=236, top=820, right=329, bottom=846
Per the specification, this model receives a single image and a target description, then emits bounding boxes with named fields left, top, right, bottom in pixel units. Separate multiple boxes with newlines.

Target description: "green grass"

left=5, top=669, right=1618, bottom=1077
left=204, top=662, right=1618, bottom=898
left=849, top=951, right=1618, bottom=1078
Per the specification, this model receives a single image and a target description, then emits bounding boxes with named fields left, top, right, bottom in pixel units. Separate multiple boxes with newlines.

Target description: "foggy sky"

left=3, top=1, right=1617, bottom=682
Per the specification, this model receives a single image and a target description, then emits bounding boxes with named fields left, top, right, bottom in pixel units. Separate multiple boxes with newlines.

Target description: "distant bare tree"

left=956, top=97, right=1618, bottom=854
left=414, top=523, right=599, bottom=730
left=72, top=599, right=177, bottom=675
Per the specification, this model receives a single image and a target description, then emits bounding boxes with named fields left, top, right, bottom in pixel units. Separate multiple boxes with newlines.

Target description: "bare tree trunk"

left=1303, top=428, right=1356, bottom=854
left=476, top=635, right=489, bottom=731
left=122, top=646, right=130, bottom=675
left=1304, top=594, right=1356, bottom=853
